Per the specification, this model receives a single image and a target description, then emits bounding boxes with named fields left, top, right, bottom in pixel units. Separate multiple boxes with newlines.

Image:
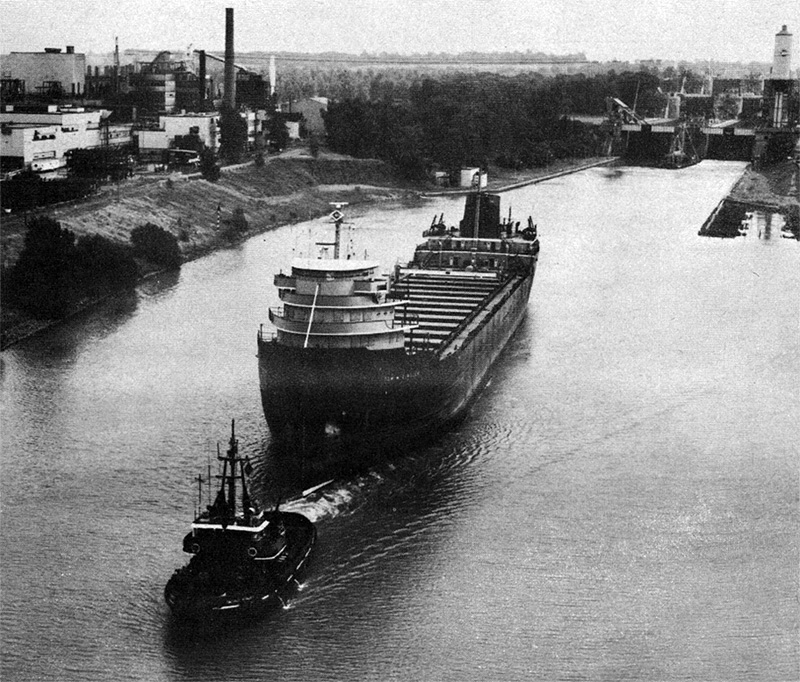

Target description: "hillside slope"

left=6, top=157, right=408, bottom=264
left=1, top=155, right=415, bottom=348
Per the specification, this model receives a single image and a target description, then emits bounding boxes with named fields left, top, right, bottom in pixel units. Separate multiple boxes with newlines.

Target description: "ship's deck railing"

left=418, top=236, right=539, bottom=255
left=433, top=273, right=528, bottom=357
left=407, top=243, right=538, bottom=274
left=405, top=330, right=436, bottom=353
left=259, top=320, right=438, bottom=353
left=269, top=306, right=415, bottom=327
left=258, top=325, right=277, bottom=343
left=392, top=310, right=419, bottom=329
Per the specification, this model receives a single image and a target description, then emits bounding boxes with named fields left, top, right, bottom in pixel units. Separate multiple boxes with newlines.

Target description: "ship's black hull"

left=164, top=512, right=316, bottom=621
left=258, top=272, right=533, bottom=462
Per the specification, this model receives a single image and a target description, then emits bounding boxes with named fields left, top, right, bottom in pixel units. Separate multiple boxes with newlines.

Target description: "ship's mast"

left=226, top=419, right=237, bottom=513
left=472, top=171, right=482, bottom=240
left=331, top=202, right=348, bottom=259
left=315, top=202, right=349, bottom=259
left=211, top=418, right=252, bottom=521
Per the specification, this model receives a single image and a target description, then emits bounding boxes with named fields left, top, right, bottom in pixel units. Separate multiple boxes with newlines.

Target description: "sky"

left=1, top=0, right=798, bottom=65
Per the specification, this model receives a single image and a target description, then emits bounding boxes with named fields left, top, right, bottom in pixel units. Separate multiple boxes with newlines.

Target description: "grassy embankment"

left=0, top=154, right=418, bottom=348
left=728, top=160, right=799, bottom=211
left=727, top=160, right=800, bottom=236
left=2, top=155, right=412, bottom=267
left=0, top=153, right=624, bottom=348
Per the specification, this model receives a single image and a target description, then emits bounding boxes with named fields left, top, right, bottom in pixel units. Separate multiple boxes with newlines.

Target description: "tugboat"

left=164, top=420, right=316, bottom=619
left=257, top=190, right=539, bottom=460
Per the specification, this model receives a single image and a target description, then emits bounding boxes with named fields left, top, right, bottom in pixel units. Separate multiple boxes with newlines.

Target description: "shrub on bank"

left=130, top=223, right=182, bottom=269
left=4, top=216, right=78, bottom=316
left=221, top=208, right=249, bottom=242
left=74, top=234, right=139, bottom=296
left=4, top=216, right=139, bottom=318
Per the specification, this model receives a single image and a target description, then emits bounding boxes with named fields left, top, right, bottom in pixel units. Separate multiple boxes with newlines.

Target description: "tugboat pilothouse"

left=164, top=420, right=316, bottom=619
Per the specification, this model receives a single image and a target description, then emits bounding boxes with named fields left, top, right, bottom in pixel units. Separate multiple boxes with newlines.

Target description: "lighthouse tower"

left=763, top=25, right=796, bottom=128
left=771, top=25, right=793, bottom=80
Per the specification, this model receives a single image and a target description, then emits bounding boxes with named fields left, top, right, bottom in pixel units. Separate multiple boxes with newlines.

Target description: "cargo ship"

left=164, top=420, right=316, bottom=619
left=257, top=190, right=539, bottom=458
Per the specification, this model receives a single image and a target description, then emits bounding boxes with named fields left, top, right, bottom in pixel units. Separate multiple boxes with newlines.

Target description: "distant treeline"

left=1, top=172, right=96, bottom=212
left=321, top=70, right=674, bottom=177
left=279, top=64, right=697, bottom=111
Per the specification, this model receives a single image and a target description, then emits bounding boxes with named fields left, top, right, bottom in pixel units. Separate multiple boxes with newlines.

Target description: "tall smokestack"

left=224, top=7, right=236, bottom=108
left=198, top=50, right=207, bottom=109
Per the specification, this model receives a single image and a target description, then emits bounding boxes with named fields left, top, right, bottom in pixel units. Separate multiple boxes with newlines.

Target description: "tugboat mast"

left=472, top=169, right=483, bottom=241
left=211, top=418, right=252, bottom=522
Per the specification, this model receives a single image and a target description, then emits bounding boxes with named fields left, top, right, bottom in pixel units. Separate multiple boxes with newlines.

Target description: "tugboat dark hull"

left=164, top=512, right=316, bottom=620
left=258, top=272, right=533, bottom=459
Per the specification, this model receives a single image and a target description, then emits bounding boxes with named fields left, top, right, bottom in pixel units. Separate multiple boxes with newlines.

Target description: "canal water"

left=2, top=161, right=797, bottom=681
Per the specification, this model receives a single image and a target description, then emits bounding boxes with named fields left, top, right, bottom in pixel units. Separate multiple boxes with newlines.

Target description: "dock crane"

left=605, top=97, right=647, bottom=125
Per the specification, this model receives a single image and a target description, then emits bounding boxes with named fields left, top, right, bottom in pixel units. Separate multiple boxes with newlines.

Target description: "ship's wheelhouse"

left=268, top=258, right=417, bottom=350
left=184, top=514, right=288, bottom=562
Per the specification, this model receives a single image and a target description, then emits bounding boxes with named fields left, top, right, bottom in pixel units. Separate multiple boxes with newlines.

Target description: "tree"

left=172, top=132, right=205, bottom=155
left=4, top=217, right=142, bottom=320
left=218, top=106, right=248, bottom=162
left=130, top=223, right=182, bottom=269
left=5, top=216, right=78, bottom=317
left=222, top=208, right=249, bottom=242
left=309, top=133, right=321, bottom=158
left=0, top=172, right=97, bottom=212
left=73, top=234, right=138, bottom=296
left=266, top=114, right=290, bottom=152
left=66, top=147, right=133, bottom=182
left=199, top=148, right=220, bottom=182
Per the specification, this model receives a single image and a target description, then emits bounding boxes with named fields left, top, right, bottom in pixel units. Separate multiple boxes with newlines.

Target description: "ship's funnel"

left=224, top=7, right=236, bottom=108
left=771, top=24, right=793, bottom=80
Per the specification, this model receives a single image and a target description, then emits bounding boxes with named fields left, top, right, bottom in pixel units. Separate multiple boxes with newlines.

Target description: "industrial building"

left=127, top=51, right=204, bottom=114
left=0, top=105, right=133, bottom=172
left=607, top=25, right=798, bottom=166
left=287, top=97, right=329, bottom=136
left=1, top=46, right=86, bottom=100
left=135, top=112, right=219, bottom=152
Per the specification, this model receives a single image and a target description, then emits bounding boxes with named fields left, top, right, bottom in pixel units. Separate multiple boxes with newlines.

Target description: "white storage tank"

left=459, top=167, right=488, bottom=188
